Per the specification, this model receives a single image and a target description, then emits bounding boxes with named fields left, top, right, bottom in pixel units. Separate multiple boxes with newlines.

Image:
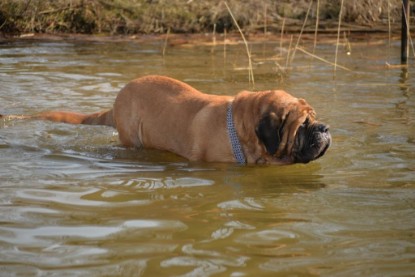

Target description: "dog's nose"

left=318, top=124, right=329, bottom=133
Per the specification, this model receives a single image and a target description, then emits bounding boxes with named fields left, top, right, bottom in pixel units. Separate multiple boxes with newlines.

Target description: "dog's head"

left=234, top=90, right=331, bottom=164
left=256, top=113, right=331, bottom=164
left=291, top=118, right=331, bottom=163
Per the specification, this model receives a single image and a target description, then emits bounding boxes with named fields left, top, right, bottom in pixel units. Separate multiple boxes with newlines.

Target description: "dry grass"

left=0, top=0, right=403, bottom=35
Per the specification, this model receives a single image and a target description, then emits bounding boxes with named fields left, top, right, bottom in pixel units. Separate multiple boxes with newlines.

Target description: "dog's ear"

left=255, top=112, right=281, bottom=155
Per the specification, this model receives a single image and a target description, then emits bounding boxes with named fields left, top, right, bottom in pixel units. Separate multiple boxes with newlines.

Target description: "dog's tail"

left=1, top=109, right=115, bottom=128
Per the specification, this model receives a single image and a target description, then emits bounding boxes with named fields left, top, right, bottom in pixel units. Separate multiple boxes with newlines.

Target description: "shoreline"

left=0, top=23, right=402, bottom=46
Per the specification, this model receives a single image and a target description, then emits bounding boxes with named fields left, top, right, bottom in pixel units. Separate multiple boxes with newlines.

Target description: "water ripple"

left=217, top=198, right=264, bottom=211
left=15, top=188, right=151, bottom=207
left=119, top=177, right=215, bottom=189
left=0, top=219, right=187, bottom=269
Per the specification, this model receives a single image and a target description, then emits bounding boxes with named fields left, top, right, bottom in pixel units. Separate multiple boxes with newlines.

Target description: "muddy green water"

left=0, top=37, right=414, bottom=276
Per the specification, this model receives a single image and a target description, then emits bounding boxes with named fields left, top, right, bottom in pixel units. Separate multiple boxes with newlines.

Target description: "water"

left=0, top=36, right=414, bottom=276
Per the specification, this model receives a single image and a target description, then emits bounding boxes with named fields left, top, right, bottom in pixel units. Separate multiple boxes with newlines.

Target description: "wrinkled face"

left=256, top=114, right=331, bottom=164
left=291, top=118, right=331, bottom=163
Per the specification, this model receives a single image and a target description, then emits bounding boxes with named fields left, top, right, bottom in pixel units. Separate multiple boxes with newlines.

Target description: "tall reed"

left=334, top=0, right=345, bottom=75
left=224, top=1, right=254, bottom=88
left=289, top=0, right=312, bottom=64
left=313, top=0, right=320, bottom=53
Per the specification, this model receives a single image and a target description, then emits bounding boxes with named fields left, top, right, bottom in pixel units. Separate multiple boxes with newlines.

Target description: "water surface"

left=0, top=35, right=414, bottom=276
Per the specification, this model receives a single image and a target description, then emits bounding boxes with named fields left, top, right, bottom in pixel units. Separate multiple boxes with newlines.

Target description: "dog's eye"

left=301, top=117, right=310, bottom=128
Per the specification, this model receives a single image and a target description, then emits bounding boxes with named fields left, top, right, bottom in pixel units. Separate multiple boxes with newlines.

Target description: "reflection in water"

left=120, top=177, right=215, bottom=189
left=0, top=39, right=414, bottom=276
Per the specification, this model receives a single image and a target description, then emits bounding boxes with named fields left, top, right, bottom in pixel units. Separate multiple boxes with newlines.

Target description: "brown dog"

left=1, top=75, right=331, bottom=164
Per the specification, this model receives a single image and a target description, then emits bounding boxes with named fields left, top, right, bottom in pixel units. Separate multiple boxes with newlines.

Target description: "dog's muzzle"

left=292, top=123, right=331, bottom=163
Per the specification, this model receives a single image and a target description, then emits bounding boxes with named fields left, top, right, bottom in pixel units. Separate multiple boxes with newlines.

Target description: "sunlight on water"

left=0, top=37, right=414, bottom=276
